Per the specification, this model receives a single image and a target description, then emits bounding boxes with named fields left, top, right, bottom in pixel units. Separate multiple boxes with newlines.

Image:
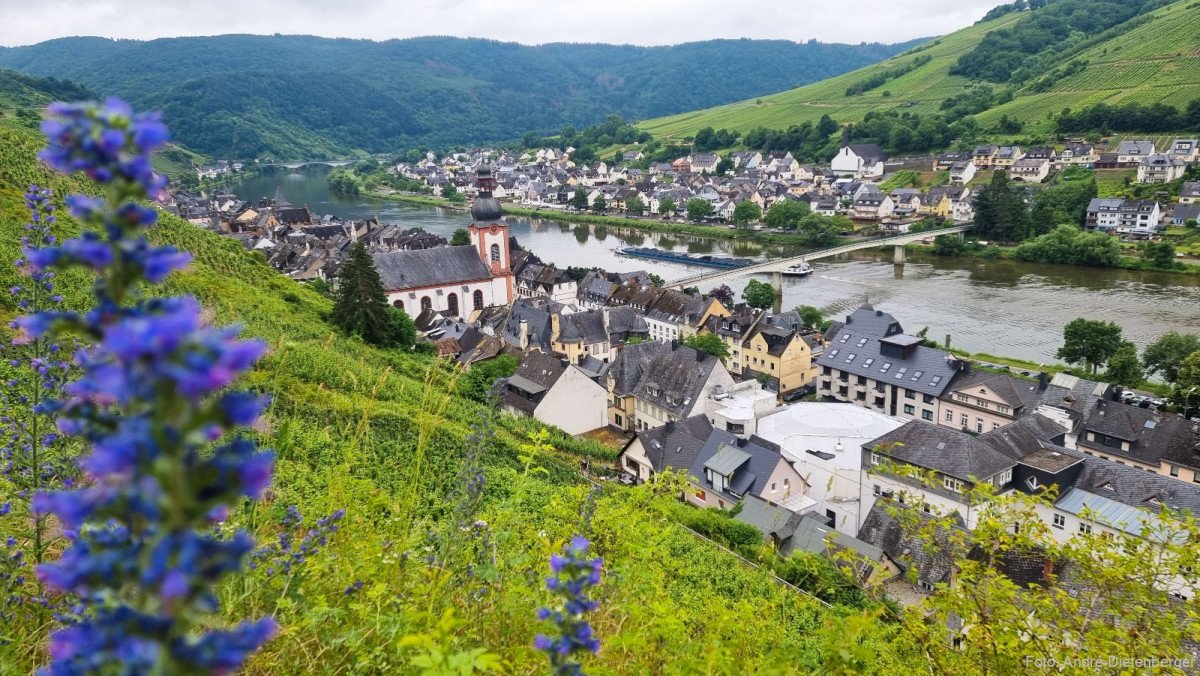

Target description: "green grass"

left=639, top=0, right=1200, bottom=140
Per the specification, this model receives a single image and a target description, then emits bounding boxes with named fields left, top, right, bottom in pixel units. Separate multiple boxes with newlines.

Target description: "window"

left=490, top=243, right=501, bottom=263
left=863, top=358, right=874, bottom=367
left=770, top=482, right=777, bottom=493
left=870, top=453, right=881, bottom=466
left=857, top=375, right=866, bottom=385
left=923, top=394, right=934, bottom=404
left=446, top=292, right=459, bottom=317
left=998, top=405, right=1010, bottom=414
left=873, top=484, right=881, bottom=496
left=905, top=389, right=915, bottom=400
left=845, top=353, right=856, bottom=363
left=1170, top=464, right=1179, bottom=477
left=922, top=410, right=933, bottom=421
left=783, top=478, right=790, bottom=488
left=828, top=349, right=839, bottom=358
left=976, top=418, right=984, bottom=433
left=923, top=504, right=931, bottom=514
left=960, top=414, right=969, bottom=428
left=1052, top=514, right=1065, bottom=529
left=903, top=404, right=915, bottom=415
left=975, top=398, right=987, bottom=408
left=880, top=362, right=892, bottom=373
left=1079, top=523, right=1092, bottom=535
left=392, top=299, right=404, bottom=310
left=943, top=476, right=964, bottom=493
left=420, top=296, right=432, bottom=312
left=955, top=393, right=969, bottom=403
left=997, top=468, right=1012, bottom=484
left=945, top=410, right=954, bottom=422
left=696, top=490, right=706, bottom=501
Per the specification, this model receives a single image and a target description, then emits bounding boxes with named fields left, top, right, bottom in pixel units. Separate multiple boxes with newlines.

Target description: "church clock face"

left=490, top=225, right=499, bottom=234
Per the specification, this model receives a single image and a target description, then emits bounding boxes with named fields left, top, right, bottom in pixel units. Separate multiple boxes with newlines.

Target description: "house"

left=705, top=380, right=780, bottom=438
left=863, top=421, right=1017, bottom=529
left=949, top=160, right=977, bottom=185
left=1180, top=181, right=1200, bottom=205
left=857, top=503, right=966, bottom=592
left=1167, top=139, right=1199, bottom=164
left=622, top=150, right=645, bottom=162
left=1073, top=399, right=1200, bottom=474
left=552, top=309, right=613, bottom=363
left=702, top=308, right=761, bottom=381
left=1010, top=157, right=1051, bottom=183
left=1117, top=140, right=1155, bottom=166
left=816, top=305, right=958, bottom=422
left=731, top=151, right=763, bottom=170
left=500, top=352, right=608, bottom=435
left=918, top=192, right=951, bottom=219
left=688, top=153, right=721, bottom=174
left=993, top=146, right=1023, bottom=168
left=1023, top=147, right=1057, bottom=163
left=686, top=430, right=814, bottom=513
left=933, top=152, right=970, bottom=172
left=619, top=414, right=714, bottom=484
left=755, top=402, right=906, bottom=535
left=813, top=195, right=840, bottom=217
left=938, top=369, right=1040, bottom=434
left=1058, top=142, right=1097, bottom=167
left=607, top=341, right=735, bottom=432
left=889, top=189, right=922, bottom=218
left=1137, top=154, right=1187, bottom=184
left=739, top=314, right=823, bottom=395
left=831, top=143, right=886, bottom=179
left=645, top=290, right=728, bottom=343
left=515, top=263, right=578, bottom=302
left=1171, top=204, right=1200, bottom=225
left=851, top=188, right=894, bottom=220
left=1085, top=198, right=1161, bottom=232
left=971, top=145, right=997, bottom=169
left=373, top=168, right=514, bottom=316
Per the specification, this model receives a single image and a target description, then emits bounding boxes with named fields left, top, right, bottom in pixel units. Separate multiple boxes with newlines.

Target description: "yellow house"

left=742, top=324, right=821, bottom=394
left=918, top=192, right=951, bottom=219
left=679, top=297, right=731, bottom=339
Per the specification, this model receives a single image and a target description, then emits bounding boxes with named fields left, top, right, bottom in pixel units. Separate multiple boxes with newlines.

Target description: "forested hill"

left=0, top=68, right=94, bottom=110
left=0, top=35, right=925, bottom=159
left=640, top=0, right=1200, bottom=142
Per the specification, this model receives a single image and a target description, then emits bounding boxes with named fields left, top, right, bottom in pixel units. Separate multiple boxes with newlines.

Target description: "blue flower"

left=534, top=536, right=603, bottom=675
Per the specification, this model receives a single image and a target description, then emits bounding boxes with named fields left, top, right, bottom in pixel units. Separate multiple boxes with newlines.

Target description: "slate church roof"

left=372, top=246, right=491, bottom=290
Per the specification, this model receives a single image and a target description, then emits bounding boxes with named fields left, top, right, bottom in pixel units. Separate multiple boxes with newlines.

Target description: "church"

left=373, top=167, right=514, bottom=317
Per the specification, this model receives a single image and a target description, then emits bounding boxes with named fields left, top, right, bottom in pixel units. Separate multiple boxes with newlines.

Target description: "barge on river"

left=616, top=246, right=760, bottom=269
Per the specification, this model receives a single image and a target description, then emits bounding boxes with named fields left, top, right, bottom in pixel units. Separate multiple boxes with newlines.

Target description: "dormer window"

left=1026, top=476, right=1040, bottom=491
left=1101, top=482, right=1115, bottom=492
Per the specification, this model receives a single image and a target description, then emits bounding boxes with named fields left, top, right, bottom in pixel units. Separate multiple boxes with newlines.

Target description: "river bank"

left=365, top=189, right=828, bottom=247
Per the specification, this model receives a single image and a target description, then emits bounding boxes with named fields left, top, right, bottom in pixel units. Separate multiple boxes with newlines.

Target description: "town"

left=160, top=153, right=1200, bottom=611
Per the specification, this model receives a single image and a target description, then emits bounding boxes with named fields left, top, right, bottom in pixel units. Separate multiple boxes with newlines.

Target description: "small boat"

left=781, top=261, right=813, bottom=277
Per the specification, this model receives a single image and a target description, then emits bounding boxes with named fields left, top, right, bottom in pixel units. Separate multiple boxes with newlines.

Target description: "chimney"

left=519, top=319, right=529, bottom=351
left=696, top=349, right=706, bottom=363
left=671, top=339, right=679, bottom=351
left=665, top=420, right=676, bottom=434
left=1038, top=371, right=1049, bottom=391
left=876, top=309, right=883, bottom=317
left=1042, top=558, right=1054, bottom=582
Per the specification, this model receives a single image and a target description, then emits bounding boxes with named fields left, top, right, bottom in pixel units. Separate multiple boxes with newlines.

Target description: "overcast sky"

left=1, top=0, right=1004, bottom=48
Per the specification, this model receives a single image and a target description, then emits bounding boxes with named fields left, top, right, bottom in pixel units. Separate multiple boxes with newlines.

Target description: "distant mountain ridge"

left=0, top=34, right=927, bottom=159
left=639, top=0, right=1200, bottom=141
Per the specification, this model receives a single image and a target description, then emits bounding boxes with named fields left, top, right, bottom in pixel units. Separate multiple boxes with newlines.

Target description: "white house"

left=1137, top=153, right=1187, bottom=184
left=949, top=160, right=977, bottom=185
left=500, top=352, right=608, bottom=435
left=831, top=143, right=886, bottom=179
left=1010, top=157, right=1051, bottom=183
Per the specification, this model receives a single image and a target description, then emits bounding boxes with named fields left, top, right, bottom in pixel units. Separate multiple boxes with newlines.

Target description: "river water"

left=232, top=165, right=1200, bottom=364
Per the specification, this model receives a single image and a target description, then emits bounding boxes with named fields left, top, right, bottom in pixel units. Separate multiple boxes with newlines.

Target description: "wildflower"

left=25, top=99, right=274, bottom=673
left=534, top=536, right=603, bottom=675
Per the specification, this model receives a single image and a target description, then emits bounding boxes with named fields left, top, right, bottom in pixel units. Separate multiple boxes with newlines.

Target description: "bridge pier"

left=771, top=271, right=784, bottom=314
left=893, top=244, right=906, bottom=265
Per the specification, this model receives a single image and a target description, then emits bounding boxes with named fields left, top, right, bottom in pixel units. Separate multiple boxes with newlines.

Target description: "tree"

left=1055, top=318, right=1124, bottom=374
left=687, top=198, right=714, bottom=223
left=681, top=333, right=730, bottom=361
left=1173, top=350, right=1200, bottom=408
left=1143, top=331, right=1200, bottom=383
left=795, top=305, right=829, bottom=331
left=625, top=195, right=645, bottom=216
left=332, top=242, right=411, bottom=348
left=709, top=284, right=735, bottom=307
left=1144, top=241, right=1176, bottom=268
left=1104, top=341, right=1143, bottom=388
left=658, top=197, right=677, bottom=215
left=742, top=279, right=776, bottom=310
left=733, top=201, right=762, bottom=227
left=715, top=156, right=734, bottom=175
left=442, top=185, right=465, bottom=203
left=450, top=228, right=471, bottom=246
left=592, top=195, right=608, bottom=213
left=384, top=306, right=416, bottom=350
left=569, top=188, right=589, bottom=210
left=973, top=171, right=1030, bottom=242
left=764, top=200, right=811, bottom=230
left=647, top=273, right=665, bottom=287
left=456, top=355, right=519, bottom=402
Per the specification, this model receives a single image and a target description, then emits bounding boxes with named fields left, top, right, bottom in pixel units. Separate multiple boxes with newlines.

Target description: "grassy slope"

left=640, top=0, right=1200, bottom=140
left=0, top=119, right=913, bottom=672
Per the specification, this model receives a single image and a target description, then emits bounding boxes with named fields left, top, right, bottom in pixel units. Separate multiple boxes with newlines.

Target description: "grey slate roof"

left=631, top=414, right=714, bottom=475
left=736, top=495, right=806, bottom=554
left=609, top=340, right=671, bottom=396
left=373, top=246, right=491, bottom=290
left=857, top=504, right=966, bottom=588
left=1072, top=456, right=1200, bottom=516
left=603, top=306, right=649, bottom=342
left=791, top=512, right=883, bottom=563
left=631, top=344, right=723, bottom=419
left=946, top=370, right=1041, bottom=412
left=1080, top=400, right=1199, bottom=466
left=978, top=414, right=1069, bottom=461
left=688, top=431, right=785, bottom=503
left=558, top=310, right=607, bottom=345
left=819, top=306, right=958, bottom=398
left=868, top=421, right=1017, bottom=482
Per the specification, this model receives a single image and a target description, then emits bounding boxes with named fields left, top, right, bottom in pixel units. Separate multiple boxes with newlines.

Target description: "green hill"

left=640, top=0, right=1200, bottom=141
left=0, top=116, right=919, bottom=672
left=0, top=35, right=925, bottom=160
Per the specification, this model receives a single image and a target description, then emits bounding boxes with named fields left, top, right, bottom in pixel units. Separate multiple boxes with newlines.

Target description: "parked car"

left=782, top=385, right=816, bottom=402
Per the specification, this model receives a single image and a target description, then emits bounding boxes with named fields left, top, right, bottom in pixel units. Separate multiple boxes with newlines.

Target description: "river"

left=231, top=165, right=1200, bottom=364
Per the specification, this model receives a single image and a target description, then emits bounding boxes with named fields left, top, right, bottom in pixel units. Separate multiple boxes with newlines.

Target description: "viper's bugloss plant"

left=533, top=536, right=602, bottom=676
left=19, top=98, right=276, bottom=673
left=0, top=186, right=78, bottom=625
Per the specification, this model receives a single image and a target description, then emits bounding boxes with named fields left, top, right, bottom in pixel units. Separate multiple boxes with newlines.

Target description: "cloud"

left=0, top=0, right=1004, bottom=47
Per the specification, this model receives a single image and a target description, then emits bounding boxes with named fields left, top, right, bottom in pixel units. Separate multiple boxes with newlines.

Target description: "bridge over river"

left=258, top=160, right=356, bottom=170
left=664, top=223, right=972, bottom=311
